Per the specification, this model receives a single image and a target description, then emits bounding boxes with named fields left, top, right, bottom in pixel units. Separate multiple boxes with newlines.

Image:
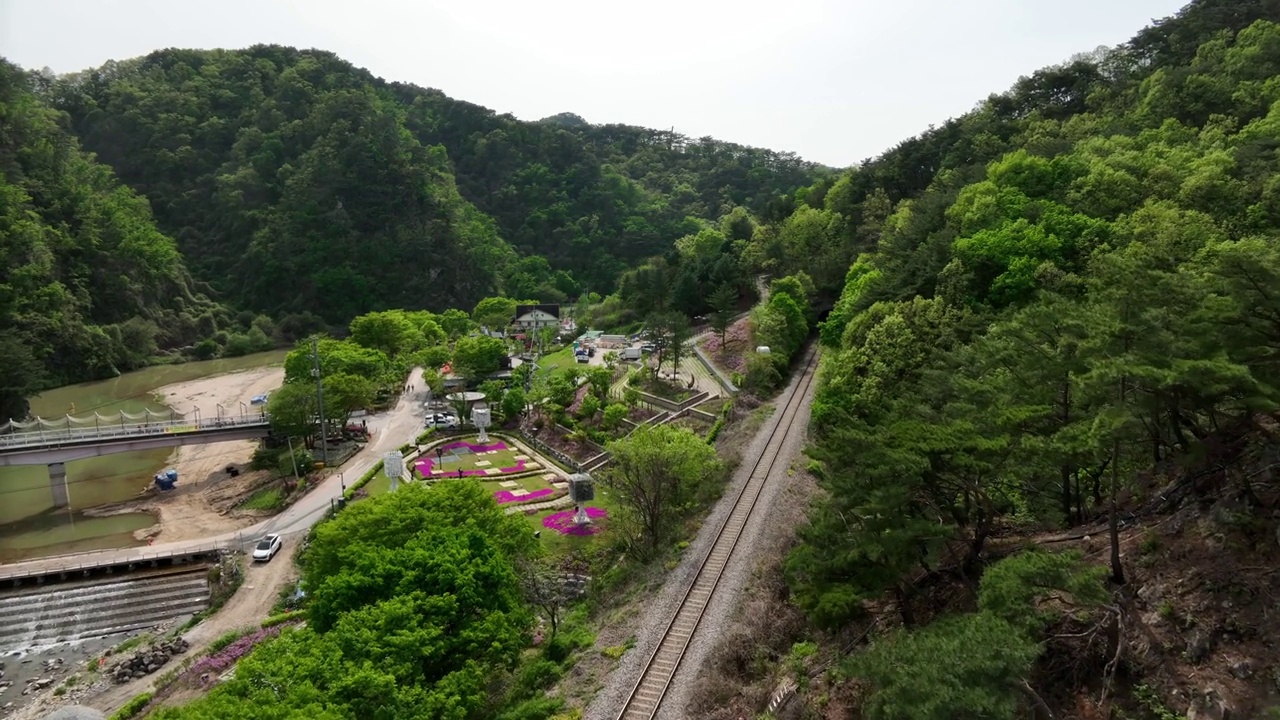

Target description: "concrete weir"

left=0, top=566, right=211, bottom=653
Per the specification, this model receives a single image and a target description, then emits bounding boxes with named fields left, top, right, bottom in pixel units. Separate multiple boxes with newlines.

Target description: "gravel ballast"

left=583, top=353, right=819, bottom=720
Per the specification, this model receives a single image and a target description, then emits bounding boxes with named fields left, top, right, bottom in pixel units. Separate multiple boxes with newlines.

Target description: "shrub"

left=240, top=486, right=285, bottom=512
left=250, top=445, right=282, bottom=471
left=601, top=645, right=628, bottom=659
left=109, top=691, right=153, bottom=719
left=208, top=628, right=253, bottom=654
left=601, top=403, right=628, bottom=431
left=261, top=610, right=304, bottom=628
left=277, top=447, right=312, bottom=478
left=415, top=428, right=435, bottom=445
left=343, top=461, right=384, bottom=499
left=512, top=659, right=564, bottom=699
left=742, top=352, right=783, bottom=392
left=192, top=338, right=219, bottom=360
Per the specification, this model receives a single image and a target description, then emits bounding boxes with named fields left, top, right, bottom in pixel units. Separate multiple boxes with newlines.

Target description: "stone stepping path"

left=499, top=480, right=520, bottom=488
left=475, top=460, right=491, bottom=467
left=484, top=468, right=501, bottom=475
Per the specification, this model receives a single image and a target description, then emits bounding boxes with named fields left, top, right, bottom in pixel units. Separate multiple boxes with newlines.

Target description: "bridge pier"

left=49, top=461, right=69, bottom=508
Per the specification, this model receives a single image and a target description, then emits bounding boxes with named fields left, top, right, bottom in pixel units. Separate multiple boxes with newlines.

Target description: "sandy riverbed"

left=152, top=366, right=284, bottom=481
left=86, top=367, right=286, bottom=543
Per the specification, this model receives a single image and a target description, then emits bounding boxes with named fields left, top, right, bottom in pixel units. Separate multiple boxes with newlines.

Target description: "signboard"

left=383, top=452, right=404, bottom=480
left=383, top=451, right=405, bottom=492
left=568, top=473, right=595, bottom=503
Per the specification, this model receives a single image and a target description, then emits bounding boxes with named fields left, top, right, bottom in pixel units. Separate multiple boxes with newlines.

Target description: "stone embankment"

left=108, top=637, right=190, bottom=683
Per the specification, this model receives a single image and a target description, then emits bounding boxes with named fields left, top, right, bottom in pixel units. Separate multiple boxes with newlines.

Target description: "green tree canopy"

left=603, top=424, right=724, bottom=554
left=451, top=335, right=507, bottom=381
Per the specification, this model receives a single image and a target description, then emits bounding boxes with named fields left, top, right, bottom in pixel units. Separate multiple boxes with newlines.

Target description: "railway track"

left=614, top=346, right=821, bottom=720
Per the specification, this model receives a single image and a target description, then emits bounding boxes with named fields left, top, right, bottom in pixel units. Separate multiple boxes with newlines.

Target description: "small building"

left=513, top=304, right=560, bottom=331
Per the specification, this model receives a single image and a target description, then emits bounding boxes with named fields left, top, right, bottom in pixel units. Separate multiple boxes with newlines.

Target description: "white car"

left=252, top=534, right=283, bottom=562
left=425, top=413, right=460, bottom=429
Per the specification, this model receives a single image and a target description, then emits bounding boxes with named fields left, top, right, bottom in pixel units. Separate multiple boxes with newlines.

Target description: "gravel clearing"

left=583, top=352, right=819, bottom=720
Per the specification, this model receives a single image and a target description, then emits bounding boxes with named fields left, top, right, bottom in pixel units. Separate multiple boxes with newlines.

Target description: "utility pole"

left=311, top=336, right=329, bottom=467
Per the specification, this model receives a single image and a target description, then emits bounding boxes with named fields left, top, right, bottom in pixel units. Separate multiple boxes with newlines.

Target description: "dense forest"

left=772, top=0, right=1280, bottom=716
left=0, top=60, right=234, bottom=419
left=37, top=46, right=821, bottom=314
left=0, top=47, right=820, bottom=415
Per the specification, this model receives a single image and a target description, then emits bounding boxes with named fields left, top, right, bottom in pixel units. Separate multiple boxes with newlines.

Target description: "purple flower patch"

left=542, top=507, right=608, bottom=536
left=440, top=440, right=508, bottom=453
left=494, top=488, right=555, bottom=504
left=188, top=623, right=296, bottom=685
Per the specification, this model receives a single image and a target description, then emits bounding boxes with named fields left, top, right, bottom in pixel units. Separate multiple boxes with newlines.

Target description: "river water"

left=0, top=350, right=287, bottom=562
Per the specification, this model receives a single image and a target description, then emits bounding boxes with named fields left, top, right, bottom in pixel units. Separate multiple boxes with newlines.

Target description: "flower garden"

left=362, top=434, right=615, bottom=547
left=413, top=439, right=531, bottom=478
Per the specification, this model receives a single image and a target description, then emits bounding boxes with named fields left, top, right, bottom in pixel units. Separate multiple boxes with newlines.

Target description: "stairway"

left=0, top=568, right=210, bottom=652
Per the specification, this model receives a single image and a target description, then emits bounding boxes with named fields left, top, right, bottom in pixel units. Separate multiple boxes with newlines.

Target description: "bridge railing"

left=0, top=414, right=270, bottom=451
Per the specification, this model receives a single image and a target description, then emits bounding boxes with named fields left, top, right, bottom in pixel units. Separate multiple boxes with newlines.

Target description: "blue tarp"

left=250, top=393, right=269, bottom=405
left=154, top=468, right=178, bottom=491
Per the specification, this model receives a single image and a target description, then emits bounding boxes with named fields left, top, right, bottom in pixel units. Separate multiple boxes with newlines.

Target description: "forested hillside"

left=0, top=60, right=233, bottom=419
left=39, top=46, right=821, bottom=317
left=764, top=0, right=1280, bottom=716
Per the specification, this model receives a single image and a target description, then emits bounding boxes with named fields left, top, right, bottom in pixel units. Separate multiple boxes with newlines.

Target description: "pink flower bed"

left=191, top=623, right=295, bottom=685
left=414, top=440, right=528, bottom=477
left=494, top=488, right=555, bottom=504
left=542, top=507, right=608, bottom=536
left=441, top=440, right=508, bottom=453
left=415, top=457, right=528, bottom=476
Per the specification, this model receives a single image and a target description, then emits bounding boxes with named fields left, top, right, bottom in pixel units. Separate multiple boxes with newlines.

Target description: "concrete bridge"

left=0, top=414, right=272, bottom=507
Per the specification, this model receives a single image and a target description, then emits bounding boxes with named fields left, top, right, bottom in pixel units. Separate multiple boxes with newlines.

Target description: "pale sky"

left=2, top=0, right=1188, bottom=167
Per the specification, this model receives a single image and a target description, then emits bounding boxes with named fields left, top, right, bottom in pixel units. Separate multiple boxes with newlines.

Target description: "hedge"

left=262, top=610, right=306, bottom=629
left=343, top=461, right=384, bottom=500
left=705, top=402, right=732, bottom=445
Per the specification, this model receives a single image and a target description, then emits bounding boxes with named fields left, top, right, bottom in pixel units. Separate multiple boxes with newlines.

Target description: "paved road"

left=0, top=368, right=427, bottom=578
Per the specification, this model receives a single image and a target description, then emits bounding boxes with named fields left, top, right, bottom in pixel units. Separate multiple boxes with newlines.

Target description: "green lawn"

left=521, top=482, right=622, bottom=555
left=536, top=346, right=577, bottom=376
left=477, top=474, right=555, bottom=495
left=241, top=485, right=286, bottom=511
left=366, top=437, right=550, bottom=497
left=413, top=446, right=529, bottom=478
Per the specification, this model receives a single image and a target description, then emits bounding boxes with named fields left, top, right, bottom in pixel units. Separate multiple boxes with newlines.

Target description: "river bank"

left=0, top=354, right=287, bottom=561
left=86, top=366, right=287, bottom=544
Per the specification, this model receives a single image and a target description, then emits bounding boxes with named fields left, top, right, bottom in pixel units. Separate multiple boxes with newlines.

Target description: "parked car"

left=425, top=413, right=460, bottom=429
left=252, top=534, right=283, bottom=562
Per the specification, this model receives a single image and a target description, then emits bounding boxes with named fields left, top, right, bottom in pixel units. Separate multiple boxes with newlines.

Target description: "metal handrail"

left=0, top=414, right=270, bottom=451
left=0, top=541, right=230, bottom=582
